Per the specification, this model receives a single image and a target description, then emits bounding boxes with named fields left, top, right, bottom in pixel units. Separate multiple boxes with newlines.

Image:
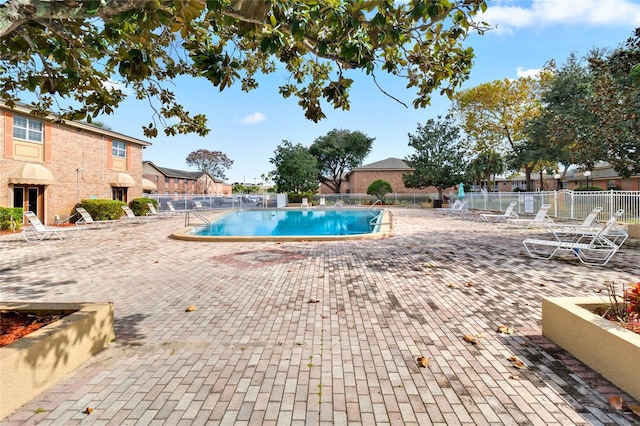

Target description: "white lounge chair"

left=21, top=211, right=84, bottom=241
left=552, top=209, right=628, bottom=247
left=121, top=206, right=156, bottom=224
left=319, top=197, right=326, bottom=206
left=440, top=200, right=468, bottom=215
left=480, top=201, right=519, bottom=222
left=147, top=203, right=175, bottom=218
left=301, top=198, right=309, bottom=208
left=523, top=210, right=624, bottom=267
left=506, top=204, right=553, bottom=227
left=192, top=200, right=205, bottom=210
left=75, top=207, right=120, bottom=229
left=166, top=201, right=181, bottom=214
left=547, top=207, right=603, bottom=230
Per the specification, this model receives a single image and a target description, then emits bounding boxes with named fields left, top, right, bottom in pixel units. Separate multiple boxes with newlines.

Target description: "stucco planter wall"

left=0, top=302, right=114, bottom=419
left=627, top=223, right=640, bottom=239
left=542, top=297, right=640, bottom=401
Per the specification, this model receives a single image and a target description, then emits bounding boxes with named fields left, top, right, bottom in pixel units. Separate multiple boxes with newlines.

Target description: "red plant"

left=624, top=282, right=640, bottom=319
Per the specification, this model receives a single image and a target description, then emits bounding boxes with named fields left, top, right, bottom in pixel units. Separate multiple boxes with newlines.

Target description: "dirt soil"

left=0, top=311, right=68, bottom=347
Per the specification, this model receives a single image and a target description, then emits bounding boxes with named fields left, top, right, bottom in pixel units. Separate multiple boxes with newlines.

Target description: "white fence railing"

left=148, top=190, right=640, bottom=223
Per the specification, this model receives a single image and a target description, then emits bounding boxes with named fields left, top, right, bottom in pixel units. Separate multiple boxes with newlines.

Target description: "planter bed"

left=542, top=297, right=640, bottom=401
left=0, top=302, right=114, bottom=419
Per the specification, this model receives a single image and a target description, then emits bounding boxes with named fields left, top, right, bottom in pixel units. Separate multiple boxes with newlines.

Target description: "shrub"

left=288, top=192, right=315, bottom=204
left=130, top=197, right=157, bottom=216
left=0, top=207, right=23, bottom=231
left=367, top=179, right=393, bottom=202
left=574, top=185, right=603, bottom=191
left=81, top=199, right=126, bottom=220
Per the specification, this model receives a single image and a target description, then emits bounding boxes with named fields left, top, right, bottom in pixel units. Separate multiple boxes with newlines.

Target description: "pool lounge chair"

left=547, top=207, right=603, bottom=230
left=552, top=209, right=628, bottom=247
left=522, top=210, right=624, bottom=267
left=166, top=201, right=181, bottom=214
left=440, top=200, right=468, bottom=215
left=480, top=201, right=519, bottom=222
left=75, top=207, right=121, bottom=229
left=21, top=211, right=85, bottom=241
left=121, top=206, right=156, bottom=224
left=506, top=204, right=553, bottom=227
left=319, top=197, right=326, bottom=206
left=301, top=198, right=309, bottom=208
left=147, top=203, right=176, bottom=218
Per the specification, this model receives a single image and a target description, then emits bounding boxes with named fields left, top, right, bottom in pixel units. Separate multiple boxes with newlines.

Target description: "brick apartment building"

left=1, top=103, right=151, bottom=225
left=142, top=161, right=231, bottom=196
left=321, top=157, right=436, bottom=195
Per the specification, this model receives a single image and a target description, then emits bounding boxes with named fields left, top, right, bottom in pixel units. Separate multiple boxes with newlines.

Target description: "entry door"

left=13, top=186, right=43, bottom=223
left=112, top=187, right=127, bottom=202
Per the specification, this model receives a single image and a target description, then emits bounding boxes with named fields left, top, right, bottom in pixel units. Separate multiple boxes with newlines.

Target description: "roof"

left=352, top=157, right=412, bottom=171
left=143, top=161, right=223, bottom=182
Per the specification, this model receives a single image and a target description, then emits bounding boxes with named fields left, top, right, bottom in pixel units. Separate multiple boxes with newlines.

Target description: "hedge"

left=80, top=199, right=126, bottom=221
left=0, top=207, right=23, bottom=231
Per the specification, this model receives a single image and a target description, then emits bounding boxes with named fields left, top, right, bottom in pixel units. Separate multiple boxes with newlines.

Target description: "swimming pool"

left=171, top=208, right=392, bottom=242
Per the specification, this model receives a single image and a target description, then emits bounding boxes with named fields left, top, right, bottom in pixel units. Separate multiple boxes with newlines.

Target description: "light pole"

left=76, top=167, right=83, bottom=203
left=554, top=173, right=561, bottom=190
left=584, top=170, right=591, bottom=188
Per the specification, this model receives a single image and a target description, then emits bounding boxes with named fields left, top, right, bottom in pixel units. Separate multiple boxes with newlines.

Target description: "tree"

left=270, top=141, right=318, bottom=193
left=367, top=179, right=392, bottom=203
left=308, top=129, right=374, bottom=194
left=467, top=150, right=504, bottom=191
left=403, top=114, right=468, bottom=202
left=0, top=0, right=488, bottom=137
left=452, top=76, right=551, bottom=191
left=186, top=149, right=233, bottom=179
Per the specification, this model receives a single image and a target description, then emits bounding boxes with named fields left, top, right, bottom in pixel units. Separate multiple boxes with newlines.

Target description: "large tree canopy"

left=270, top=140, right=318, bottom=193
left=308, top=128, right=374, bottom=194
left=185, top=148, right=233, bottom=179
left=0, top=0, right=488, bottom=137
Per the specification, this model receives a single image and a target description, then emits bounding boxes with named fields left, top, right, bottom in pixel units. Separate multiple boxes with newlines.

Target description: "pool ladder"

left=185, top=210, right=210, bottom=228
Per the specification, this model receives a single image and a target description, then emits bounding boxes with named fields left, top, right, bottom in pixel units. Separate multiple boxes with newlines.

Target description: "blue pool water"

left=193, top=209, right=383, bottom=237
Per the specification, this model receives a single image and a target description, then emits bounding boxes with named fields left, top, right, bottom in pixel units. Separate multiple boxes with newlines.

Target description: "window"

left=175, top=178, right=179, bottom=184
left=154, top=175, right=158, bottom=182
left=165, top=177, right=169, bottom=184
left=112, top=141, right=126, bottom=158
left=13, top=115, right=43, bottom=143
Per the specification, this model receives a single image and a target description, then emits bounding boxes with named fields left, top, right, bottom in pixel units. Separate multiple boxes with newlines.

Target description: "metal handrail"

left=185, top=210, right=210, bottom=228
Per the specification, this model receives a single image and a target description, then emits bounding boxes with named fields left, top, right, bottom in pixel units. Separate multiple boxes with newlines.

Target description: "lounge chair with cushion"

left=21, top=211, right=85, bottom=241
left=522, top=210, right=624, bottom=267
left=506, top=204, right=554, bottom=227
left=480, top=201, right=519, bottom=222
left=440, top=200, right=469, bottom=215
left=75, top=207, right=121, bottom=229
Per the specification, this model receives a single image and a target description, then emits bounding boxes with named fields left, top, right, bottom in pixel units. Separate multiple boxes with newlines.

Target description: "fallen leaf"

left=497, top=325, right=514, bottom=334
left=318, top=274, right=324, bottom=278
left=465, top=282, right=473, bottom=287
left=463, top=334, right=478, bottom=344
left=416, top=356, right=430, bottom=368
left=594, top=289, right=603, bottom=293
left=185, top=305, right=197, bottom=312
left=308, top=299, right=319, bottom=304
left=507, top=355, right=519, bottom=362
left=85, top=407, right=94, bottom=414
left=539, top=283, right=547, bottom=287
left=447, top=283, right=456, bottom=288
left=509, top=375, right=520, bottom=380
left=512, top=360, right=526, bottom=369
left=628, top=404, right=640, bottom=416
left=609, top=396, right=623, bottom=410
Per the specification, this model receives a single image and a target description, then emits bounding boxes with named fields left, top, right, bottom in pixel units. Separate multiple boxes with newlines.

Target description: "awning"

left=8, top=163, right=55, bottom=185
left=141, top=178, right=157, bottom=191
left=110, top=172, right=136, bottom=187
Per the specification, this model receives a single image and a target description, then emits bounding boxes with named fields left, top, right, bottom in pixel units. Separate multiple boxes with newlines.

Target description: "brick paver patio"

left=1, top=208, right=639, bottom=425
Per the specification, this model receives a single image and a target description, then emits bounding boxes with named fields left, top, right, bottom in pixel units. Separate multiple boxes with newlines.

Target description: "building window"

left=112, top=141, right=126, bottom=158
left=154, top=175, right=158, bottom=182
left=13, top=115, right=43, bottom=143
left=175, top=178, right=179, bottom=184
left=165, top=177, right=169, bottom=184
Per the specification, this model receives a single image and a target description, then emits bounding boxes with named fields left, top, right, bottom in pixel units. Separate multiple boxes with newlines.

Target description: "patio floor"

left=1, top=207, right=639, bottom=425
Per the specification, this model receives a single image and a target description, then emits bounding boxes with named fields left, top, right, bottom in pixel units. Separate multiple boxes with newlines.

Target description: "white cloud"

left=516, top=66, right=542, bottom=78
left=102, top=79, right=128, bottom=93
left=239, top=112, right=266, bottom=124
left=480, top=0, right=640, bottom=34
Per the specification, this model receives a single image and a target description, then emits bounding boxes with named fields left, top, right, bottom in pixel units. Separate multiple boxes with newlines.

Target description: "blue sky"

left=100, top=0, right=640, bottom=184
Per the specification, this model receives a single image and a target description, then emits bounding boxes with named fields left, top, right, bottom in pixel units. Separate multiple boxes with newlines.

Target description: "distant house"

left=320, top=157, right=437, bottom=195
left=142, top=161, right=231, bottom=196
left=1, top=103, right=151, bottom=225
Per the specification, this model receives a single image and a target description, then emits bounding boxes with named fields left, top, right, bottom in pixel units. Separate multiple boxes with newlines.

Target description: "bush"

left=0, top=207, right=23, bottom=231
left=367, top=179, right=393, bottom=202
left=130, top=197, right=157, bottom=216
left=81, top=199, right=126, bottom=220
left=574, top=185, right=603, bottom=191
left=288, top=192, right=315, bottom=204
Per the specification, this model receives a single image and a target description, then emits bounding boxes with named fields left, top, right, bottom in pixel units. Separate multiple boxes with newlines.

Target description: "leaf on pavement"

left=609, top=396, right=623, bottom=410
left=416, top=356, right=430, bottom=368
left=463, top=334, right=478, bottom=344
